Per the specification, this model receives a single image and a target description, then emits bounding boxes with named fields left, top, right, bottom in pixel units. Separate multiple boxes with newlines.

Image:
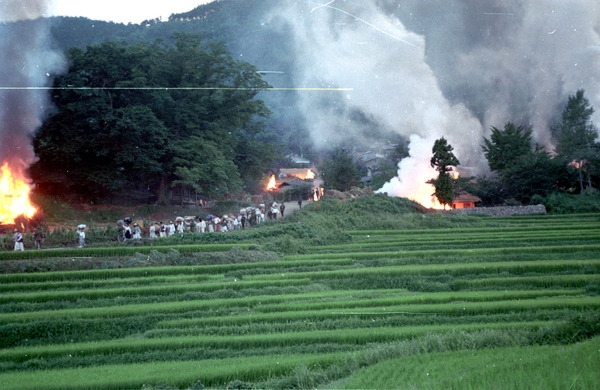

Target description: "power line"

left=0, top=86, right=353, bottom=91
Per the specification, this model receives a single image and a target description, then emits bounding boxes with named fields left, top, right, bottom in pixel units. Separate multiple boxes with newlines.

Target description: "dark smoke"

left=393, top=0, right=600, bottom=148
left=265, top=0, right=599, bottom=199
left=0, top=0, right=65, bottom=176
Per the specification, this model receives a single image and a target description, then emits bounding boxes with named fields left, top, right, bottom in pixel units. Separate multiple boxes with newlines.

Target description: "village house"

left=452, top=191, right=482, bottom=209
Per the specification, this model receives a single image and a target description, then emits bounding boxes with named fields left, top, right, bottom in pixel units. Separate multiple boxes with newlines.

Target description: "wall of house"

left=452, top=201, right=474, bottom=209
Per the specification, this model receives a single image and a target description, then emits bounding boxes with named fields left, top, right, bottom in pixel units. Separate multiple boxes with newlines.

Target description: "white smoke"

left=268, top=1, right=600, bottom=205
left=269, top=1, right=485, bottom=204
left=0, top=0, right=65, bottom=175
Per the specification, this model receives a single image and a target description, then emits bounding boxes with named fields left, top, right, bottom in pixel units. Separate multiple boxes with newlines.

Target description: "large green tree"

left=171, top=137, right=243, bottom=198
left=32, top=35, right=275, bottom=202
left=482, top=122, right=533, bottom=173
left=552, top=89, right=599, bottom=193
left=429, top=137, right=459, bottom=208
left=479, top=122, right=558, bottom=204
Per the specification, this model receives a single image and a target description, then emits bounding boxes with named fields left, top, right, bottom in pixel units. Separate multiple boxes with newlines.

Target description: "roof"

left=287, top=154, right=311, bottom=165
left=278, top=180, right=310, bottom=188
left=278, top=168, right=316, bottom=180
left=453, top=191, right=482, bottom=203
left=279, top=168, right=313, bottom=175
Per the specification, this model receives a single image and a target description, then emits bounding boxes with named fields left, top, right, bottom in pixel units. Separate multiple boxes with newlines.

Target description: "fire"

left=305, top=169, right=316, bottom=180
left=266, top=174, right=277, bottom=191
left=0, top=162, right=37, bottom=224
left=412, top=182, right=446, bottom=210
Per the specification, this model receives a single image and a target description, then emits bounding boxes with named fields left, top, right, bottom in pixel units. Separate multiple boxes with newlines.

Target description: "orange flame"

left=266, top=174, right=277, bottom=191
left=418, top=171, right=459, bottom=210
left=0, top=162, right=37, bottom=224
left=305, top=169, right=316, bottom=180
left=410, top=182, right=446, bottom=210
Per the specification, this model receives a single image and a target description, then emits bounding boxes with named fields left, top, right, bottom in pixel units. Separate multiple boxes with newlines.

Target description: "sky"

left=49, top=0, right=215, bottom=24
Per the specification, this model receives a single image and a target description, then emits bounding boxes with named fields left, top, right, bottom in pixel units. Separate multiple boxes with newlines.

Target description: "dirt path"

left=278, top=200, right=307, bottom=218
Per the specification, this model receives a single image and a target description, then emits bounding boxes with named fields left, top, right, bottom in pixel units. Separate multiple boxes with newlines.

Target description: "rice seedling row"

left=348, top=229, right=600, bottom=246
left=311, top=233, right=600, bottom=252
left=0, top=287, right=584, bottom=317
left=157, top=296, right=600, bottom=328
left=3, top=243, right=597, bottom=286
left=0, top=321, right=555, bottom=364
left=347, top=220, right=600, bottom=236
left=290, top=244, right=600, bottom=261
left=244, top=259, right=600, bottom=282
left=0, top=352, right=346, bottom=390
left=451, top=274, right=600, bottom=290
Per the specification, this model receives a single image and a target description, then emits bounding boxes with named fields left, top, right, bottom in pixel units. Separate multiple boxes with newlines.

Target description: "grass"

left=337, top=336, right=600, bottom=390
left=0, top=196, right=598, bottom=389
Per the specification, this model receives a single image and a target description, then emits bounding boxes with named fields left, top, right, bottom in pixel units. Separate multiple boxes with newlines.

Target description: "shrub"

left=543, top=192, right=600, bottom=213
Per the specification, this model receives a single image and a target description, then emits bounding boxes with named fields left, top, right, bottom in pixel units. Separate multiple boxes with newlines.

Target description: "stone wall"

left=451, top=204, right=547, bottom=216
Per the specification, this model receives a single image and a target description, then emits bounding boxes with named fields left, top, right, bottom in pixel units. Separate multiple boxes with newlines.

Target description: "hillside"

left=45, top=2, right=314, bottom=159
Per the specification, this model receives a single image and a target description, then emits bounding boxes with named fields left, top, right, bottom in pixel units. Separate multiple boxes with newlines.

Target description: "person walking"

left=132, top=223, right=142, bottom=239
left=13, top=229, right=24, bottom=251
left=280, top=203, right=286, bottom=218
left=33, top=228, right=45, bottom=250
left=77, top=226, right=86, bottom=248
left=123, top=224, right=132, bottom=240
left=149, top=223, right=157, bottom=239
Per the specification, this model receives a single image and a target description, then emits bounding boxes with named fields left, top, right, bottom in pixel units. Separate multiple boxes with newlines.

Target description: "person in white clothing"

left=132, top=223, right=142, bottom=239
left=149, top=223, right=157, bottom=239
left=13, top=229, right=24, bottom=251
left=77, top=227, right=86, bottom=248
left=198, top=218, right=206, bottom=233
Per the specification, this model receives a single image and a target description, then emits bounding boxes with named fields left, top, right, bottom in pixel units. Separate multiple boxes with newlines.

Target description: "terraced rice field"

left=0, top=213, right=599, bottom=389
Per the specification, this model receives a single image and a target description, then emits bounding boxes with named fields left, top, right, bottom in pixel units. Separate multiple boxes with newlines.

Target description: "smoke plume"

left=267, top=0, right=600, bottom=203
left=0, top=0, right=65, bottom=176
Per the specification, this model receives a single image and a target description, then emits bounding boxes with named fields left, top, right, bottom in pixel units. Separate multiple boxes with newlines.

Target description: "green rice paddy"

left=0, top=209, right=598, bottom=389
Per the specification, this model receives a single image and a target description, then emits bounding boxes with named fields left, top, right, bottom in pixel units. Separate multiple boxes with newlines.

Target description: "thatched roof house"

left=452, top=191, right=482, bottom=209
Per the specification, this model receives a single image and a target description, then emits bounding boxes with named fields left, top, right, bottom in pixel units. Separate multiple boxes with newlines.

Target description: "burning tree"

left=428, top=137, right=459, bottom=208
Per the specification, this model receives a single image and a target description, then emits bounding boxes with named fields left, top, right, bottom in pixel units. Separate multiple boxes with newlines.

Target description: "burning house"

left=265, top=168, right=323, bottom=201
left=452, top=191, right=481, bottom=209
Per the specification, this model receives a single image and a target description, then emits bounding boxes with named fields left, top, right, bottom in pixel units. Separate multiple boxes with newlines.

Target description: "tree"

left=552, top=89, right=599, bottom=193
left=33, top=35, right=276, bottom=202
left=234, top=127, right=279, bottom=194
left=320, top=148, right=360, bottom=192
left=478, top=122, right=558, bottom=204
left=429, top=137, right=459, bottom=208
left=482, top=122, right=533, bottom=172
left=499, top=149, right=559, bottom=203
left=171, top=137, right=243, bottom=198
left=32, top=43, right=170, bottom=200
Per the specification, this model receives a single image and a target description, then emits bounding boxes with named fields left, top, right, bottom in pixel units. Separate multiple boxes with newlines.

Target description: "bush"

left=543, top=192, right=600, bottom=213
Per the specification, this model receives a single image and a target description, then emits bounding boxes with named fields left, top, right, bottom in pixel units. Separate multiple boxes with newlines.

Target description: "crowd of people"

left=116, top=201, right=288, bottom=242
left=9, top=201, right=293, bottom=250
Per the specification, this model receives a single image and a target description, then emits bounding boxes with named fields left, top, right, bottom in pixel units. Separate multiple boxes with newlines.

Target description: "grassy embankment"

left=0, top=194, right=598, bottom=389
